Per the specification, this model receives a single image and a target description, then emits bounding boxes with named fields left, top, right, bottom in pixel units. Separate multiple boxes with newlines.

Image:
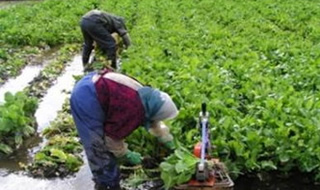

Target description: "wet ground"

left=0, top=54, right=91, bottom=190
left=0, top=65, right=43, bottom=103
left=35, top=55, right=83, bottom=132
left=0, top=159, right=94, bottom=190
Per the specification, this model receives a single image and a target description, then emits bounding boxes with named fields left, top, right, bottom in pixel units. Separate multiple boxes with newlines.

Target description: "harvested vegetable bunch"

left=160, top=147, right=200, bottom=189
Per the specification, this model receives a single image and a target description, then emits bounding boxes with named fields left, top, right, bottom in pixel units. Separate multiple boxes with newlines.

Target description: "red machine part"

left=193, top=142, right=202, bottom=158
left=175, top=159, right=234, bottom=190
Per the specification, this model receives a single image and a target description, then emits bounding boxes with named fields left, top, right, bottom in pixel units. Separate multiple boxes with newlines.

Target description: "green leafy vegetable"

left=160, top=147, right=199, bottom=189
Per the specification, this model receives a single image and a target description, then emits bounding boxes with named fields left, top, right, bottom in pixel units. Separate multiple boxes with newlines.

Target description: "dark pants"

left=80, top=18, right=117, bottom=68
left=70, top=72, right=120, bottom=188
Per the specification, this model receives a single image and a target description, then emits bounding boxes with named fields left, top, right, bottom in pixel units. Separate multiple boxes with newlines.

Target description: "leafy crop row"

left=1, top=0, right=320, bottom=186
left=102, top=0, right=320, bottom=182
left=24, top=108, right=83, bottom=178
left=0, top=46, right=41, bottom=84
left=0, top=92, right=38, bottom=155
left=0, top=0, right=98, bottom=81
left=25, top=44, right=78, bottom=98
left=0, top=0, right=97, bottom=46
left=0, top=44, right=77, bottom=156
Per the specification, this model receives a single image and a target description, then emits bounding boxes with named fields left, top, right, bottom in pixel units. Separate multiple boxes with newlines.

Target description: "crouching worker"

left=80, top=9, right=131, bottom=70
left=70, top=69, right=178, bottom=190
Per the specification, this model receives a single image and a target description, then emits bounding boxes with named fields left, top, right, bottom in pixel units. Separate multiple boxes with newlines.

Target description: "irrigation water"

left=0, top=55, right=96, bottom=190
left=0, top=65, right=42, bottom=103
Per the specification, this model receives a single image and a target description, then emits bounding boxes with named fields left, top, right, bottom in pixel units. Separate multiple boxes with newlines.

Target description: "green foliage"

left=0, top=46, right=40, bottom=83
left=0, top=92, right=38, bottom=154
left=0, top=0, right=100, bottom=46
left=160, top=147, right=199, bottom=189
left=121, top=166, right=151, bottom=188
left=0, top=143, right=12, bottom=155
left=0, top=0, right=90, bottom=83
left=1, top=0, right=320, bottom=183
left=126, top=127, right=159, bottom=157
left=25, top=44, right=78, bottom=98
left=26, top=135, right=83, bottom=178
left=42, top=112, right=77, bottom=138
left=25, top=100, right=83, bottom=178
left=110, top=0, right=320, bottom=182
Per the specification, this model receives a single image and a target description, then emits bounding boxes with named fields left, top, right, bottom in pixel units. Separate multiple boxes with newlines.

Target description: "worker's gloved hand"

left=125, top=150, right=142, bottom=165
left=158, top=134, right=175, bottom=151
left=122, top=33, right=131, bottom=49
left=163, top=140, right=175, bottom=151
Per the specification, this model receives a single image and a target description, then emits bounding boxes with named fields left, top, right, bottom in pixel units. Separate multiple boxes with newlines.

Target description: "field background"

left=1, top=0, right=320, bottom=183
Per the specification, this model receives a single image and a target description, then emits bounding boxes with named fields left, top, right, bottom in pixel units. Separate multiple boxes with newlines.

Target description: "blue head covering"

left=138, top=86, right=178, bottom=129
left=138, top=87, right=164, bottom=129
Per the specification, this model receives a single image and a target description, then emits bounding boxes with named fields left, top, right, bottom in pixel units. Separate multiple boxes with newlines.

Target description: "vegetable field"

left=0, top=0, right=320, bottom=189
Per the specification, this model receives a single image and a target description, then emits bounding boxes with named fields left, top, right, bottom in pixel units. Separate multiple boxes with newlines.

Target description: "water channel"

left=0, top=55, right=96, bottom=190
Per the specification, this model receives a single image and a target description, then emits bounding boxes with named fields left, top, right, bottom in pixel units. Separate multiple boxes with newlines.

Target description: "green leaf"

left=160, top=146, right=199, bottom=188
left=4, top=92, right=15, bottom=104
left=261, top=160, right=277, bottom=170
left=175, top=160, right=187, bottom=173
left=176, top=172, right=193, bottom=185
left=50, top=148, right=67, bottom=161
left=34, top=152, right=47, bottom=161
left=65, top=154, right=83, bottom=172
left=0, top=143, right=13, bottom=154
left=174, top=149, right=185, bottom=159
left=161, top=171, right=174, bottom=190
left=279, top=153, right=290, bottom=163
left=14, top=135, right=23, bottom=147
left=160, top=162, right=174, bottom=172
